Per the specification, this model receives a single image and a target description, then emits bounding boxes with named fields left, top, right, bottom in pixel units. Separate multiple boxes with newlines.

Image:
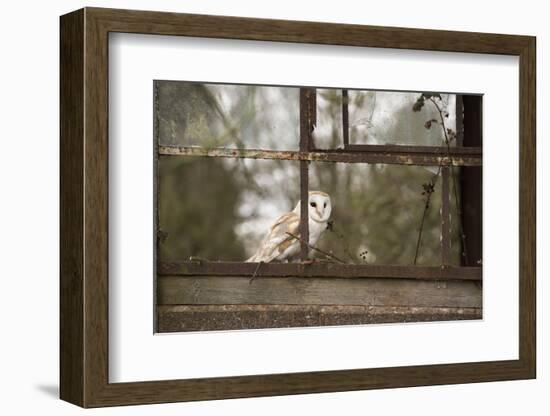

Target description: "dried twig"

left=327, top=221, right=357, bottom=263
left=413, top=168, right=441, bottom=264
left=428, top=97, right=469, bottom=264
left=413, top=95, right=470, bottom=265
left=286, top=232, right=347, bottom=264
left=248, top=261, right=263, bottom=284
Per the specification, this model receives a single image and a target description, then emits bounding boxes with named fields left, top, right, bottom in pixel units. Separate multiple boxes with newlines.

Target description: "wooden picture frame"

left=60, top=7, right=536, bottom=407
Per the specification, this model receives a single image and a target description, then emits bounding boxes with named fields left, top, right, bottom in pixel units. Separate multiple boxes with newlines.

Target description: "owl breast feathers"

left=246, top=191, right=331, bottom=263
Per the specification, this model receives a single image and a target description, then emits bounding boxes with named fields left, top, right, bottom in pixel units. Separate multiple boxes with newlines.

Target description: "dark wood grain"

left=85, top=7, right=532, bottom=55
left=157, top=304, right=482, bottom=332
left=84, top=7, right=110, bottom=406
left=90, top=360, right=531, bottom=407
left=158, top=261, right=483, bottom=280
left=60, top=7, right=536, bottom=407
left=60, top=8, right=84, bottom=406
left=518, top=37, right=536, bottom=376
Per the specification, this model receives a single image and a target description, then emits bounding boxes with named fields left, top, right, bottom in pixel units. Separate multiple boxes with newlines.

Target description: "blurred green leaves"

left=158, top=156, right=246, bottom=262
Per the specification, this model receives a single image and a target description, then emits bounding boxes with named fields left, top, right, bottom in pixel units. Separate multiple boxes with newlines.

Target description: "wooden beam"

left=157, top=276, right=482, bottom=308
left=158, top=261, right=482, bottom=280
left=157, top=304, right=482, bottom=332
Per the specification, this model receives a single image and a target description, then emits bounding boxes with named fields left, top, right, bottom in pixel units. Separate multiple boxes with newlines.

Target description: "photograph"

left=154, top=81, right=483, bottom=332
left=49, top=4, right=537, bottom=410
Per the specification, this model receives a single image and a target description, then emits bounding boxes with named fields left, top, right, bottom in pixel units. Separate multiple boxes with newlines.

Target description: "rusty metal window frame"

left=157, top=87, right=482, bottom=281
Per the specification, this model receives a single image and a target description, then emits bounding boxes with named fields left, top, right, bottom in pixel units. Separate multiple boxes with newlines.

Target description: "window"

left=154, top=81, right=482, bottom=332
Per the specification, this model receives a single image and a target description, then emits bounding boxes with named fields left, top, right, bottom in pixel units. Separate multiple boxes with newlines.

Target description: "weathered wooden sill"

left=158, top=262, right=482, bottom=280
left=157, top=304, right=482, bottom=333
left=156, top=275, right=482, bottom=332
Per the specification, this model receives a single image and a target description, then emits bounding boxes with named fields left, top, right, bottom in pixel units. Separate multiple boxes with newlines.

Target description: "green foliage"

left=310, top=163, right=444, bottom=265
left=158, top=156, right=246, bottom=261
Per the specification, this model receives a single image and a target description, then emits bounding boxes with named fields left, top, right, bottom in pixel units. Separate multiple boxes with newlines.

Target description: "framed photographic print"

left=153, top=81, right=483, bottom=333
left=60, top=7, right=536, bottom=407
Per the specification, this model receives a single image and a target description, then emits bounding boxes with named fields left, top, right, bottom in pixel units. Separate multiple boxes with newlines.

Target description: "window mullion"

left=456, top=95, right=464, bottom=147
left=460, top=95, right=483, bottom=266
left=299, top=88, right=314, bottom=260
left=299, top=161, right=309, bottom=260
left=441, top=166, right=451, bottom=265
left=342, top=89, right=349, bottom=148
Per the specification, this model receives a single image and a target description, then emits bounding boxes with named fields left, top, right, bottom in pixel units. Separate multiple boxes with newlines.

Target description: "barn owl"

left=246, top=191, right=332, bottom=263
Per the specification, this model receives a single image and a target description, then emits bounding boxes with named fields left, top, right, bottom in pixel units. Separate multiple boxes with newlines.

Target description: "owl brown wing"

left=246, top=212, right=300, bottom=263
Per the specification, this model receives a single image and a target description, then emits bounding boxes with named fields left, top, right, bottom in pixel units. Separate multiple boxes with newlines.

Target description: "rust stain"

left=158, top=145, right=481, bottom=166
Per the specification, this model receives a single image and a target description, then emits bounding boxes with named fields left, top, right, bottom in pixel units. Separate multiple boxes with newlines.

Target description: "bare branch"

left=249, top=261, right=263, bottom=284
left=286, top=232, right=347, bottom=264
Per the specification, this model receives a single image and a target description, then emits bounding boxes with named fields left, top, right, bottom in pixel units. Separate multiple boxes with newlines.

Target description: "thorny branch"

left=413, top=171, right=440, bottom=265
left=412, top=94, right=469, bottom=265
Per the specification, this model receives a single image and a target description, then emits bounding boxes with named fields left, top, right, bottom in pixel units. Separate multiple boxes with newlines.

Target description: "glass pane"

left=313, top=88, right=343, bottom=149
left=313, top=89, right=458, bottom=148
left=156, top=81, right=300, bottom=150
left=349, top=91, right=457, bottom=146
left=158, top=156, right=300, bottom=262
left=307, top=162, right=447, bottom=265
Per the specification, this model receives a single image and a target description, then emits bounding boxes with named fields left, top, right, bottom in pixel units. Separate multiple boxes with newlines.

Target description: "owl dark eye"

left=310, top=202, right=316, bottom=208
left=324, top=202, right=327, bottom=208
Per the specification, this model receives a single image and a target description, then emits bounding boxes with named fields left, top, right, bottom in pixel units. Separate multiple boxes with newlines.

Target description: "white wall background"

left=0, top=0, right=545, bottom=414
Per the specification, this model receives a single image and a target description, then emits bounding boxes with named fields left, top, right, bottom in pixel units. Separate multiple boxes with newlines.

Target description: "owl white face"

left=308, top=192, right=332, bottom=223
